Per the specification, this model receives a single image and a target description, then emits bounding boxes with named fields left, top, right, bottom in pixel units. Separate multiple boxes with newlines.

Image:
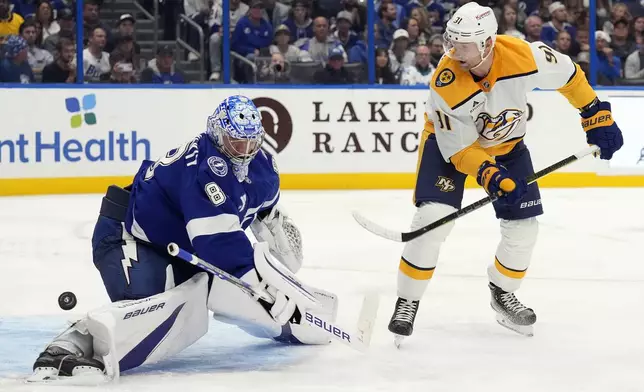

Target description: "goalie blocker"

left=29, top=185, right=337, bottom=383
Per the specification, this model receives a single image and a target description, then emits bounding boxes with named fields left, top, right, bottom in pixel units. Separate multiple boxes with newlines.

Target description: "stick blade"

left=351, top=211, right=404, bottom=242
left=354, top=293, right=380, bottom=350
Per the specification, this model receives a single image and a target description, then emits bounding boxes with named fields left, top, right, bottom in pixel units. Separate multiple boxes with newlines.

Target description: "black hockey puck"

left=58, top=291, right=77, bottom=311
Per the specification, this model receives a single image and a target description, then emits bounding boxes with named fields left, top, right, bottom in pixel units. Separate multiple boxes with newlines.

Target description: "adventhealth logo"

left=0, top=94, right=151, bottom=163
left=66, top=93, right=97, bottom=128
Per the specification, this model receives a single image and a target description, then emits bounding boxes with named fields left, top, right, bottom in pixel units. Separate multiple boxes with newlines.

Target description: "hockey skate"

left=489, top=283, right=536, bottom=337
left=28, top=345, right=106, bottom=384
left=388, top=297, right=419, bottom=348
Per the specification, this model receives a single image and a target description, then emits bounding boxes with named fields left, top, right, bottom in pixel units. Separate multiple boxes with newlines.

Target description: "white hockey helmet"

left=443, top=2, right=498, bottom=58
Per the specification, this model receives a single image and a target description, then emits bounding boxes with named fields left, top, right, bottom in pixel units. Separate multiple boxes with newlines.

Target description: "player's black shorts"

left=414, top=134, right=543, bottom=220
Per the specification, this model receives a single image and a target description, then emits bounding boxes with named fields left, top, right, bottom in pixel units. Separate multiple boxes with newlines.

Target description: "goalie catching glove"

left=250, top=204, right=303, bottom=273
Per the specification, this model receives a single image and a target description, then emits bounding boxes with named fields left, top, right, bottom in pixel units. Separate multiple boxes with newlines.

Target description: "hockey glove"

left=581, top=100, right=623, bottom=160
left=477, top=161, right=527, bottom=205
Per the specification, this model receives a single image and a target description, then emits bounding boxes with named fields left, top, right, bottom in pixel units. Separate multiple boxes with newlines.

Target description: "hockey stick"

left=167, top=243, right=379, bottom=352
left=352, top=145, right=600, bottom=243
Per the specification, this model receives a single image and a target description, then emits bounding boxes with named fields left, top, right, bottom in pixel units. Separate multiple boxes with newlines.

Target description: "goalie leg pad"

left=488, top=217, right=539, bottom=292
left=398, top=202, right=457, bottom=300
left=83, top=272, right=209, bottom=376
left=208, top=243, right=338, bottom=345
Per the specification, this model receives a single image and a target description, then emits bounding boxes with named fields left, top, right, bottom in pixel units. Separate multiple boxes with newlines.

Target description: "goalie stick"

left=167, top=243, right=379, bottom=352
left=352, top=145, right=600, bottom=243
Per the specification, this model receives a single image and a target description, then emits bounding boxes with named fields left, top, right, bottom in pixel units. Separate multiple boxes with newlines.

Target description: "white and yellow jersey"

left=424, top=35, right=597, bottom=177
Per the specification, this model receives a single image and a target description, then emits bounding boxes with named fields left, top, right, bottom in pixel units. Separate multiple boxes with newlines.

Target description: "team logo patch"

left=476, top=109, right=524, bottom=141
left=208, top=156, right=228, bottom=177
left=435, top=69, right=455, bottom=87
left=435, top=176, right=456, bottom=192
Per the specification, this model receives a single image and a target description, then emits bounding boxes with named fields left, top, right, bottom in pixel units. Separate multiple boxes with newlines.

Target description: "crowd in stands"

left=0, top=0, right=643, bottom=85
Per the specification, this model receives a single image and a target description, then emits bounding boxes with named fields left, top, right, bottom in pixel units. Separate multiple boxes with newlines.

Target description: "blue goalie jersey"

left=124, top=133, right=280, bottom=278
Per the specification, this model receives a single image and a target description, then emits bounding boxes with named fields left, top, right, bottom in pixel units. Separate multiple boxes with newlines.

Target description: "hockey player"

left=388, top=3, right=623, bottom=342
left=30, top=95, right=337, bottom=382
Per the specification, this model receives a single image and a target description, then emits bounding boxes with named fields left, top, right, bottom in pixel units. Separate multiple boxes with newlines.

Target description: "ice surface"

left=1, top=189, right=643, bottom=391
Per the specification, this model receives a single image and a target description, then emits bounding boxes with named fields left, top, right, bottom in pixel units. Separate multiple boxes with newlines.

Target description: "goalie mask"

left=207, top=95, right=265, bottom=168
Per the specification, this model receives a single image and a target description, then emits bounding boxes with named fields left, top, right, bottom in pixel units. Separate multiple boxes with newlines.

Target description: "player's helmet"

left=443, top=2, right=498, bottom=58
left=207, top=95, right=265, bottom=166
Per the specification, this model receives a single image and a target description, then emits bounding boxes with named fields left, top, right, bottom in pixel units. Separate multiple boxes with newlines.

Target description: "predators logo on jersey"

left=435, top=176, right=456, bottom=192
left=435, top=69, right=455, bottom=87
left=475, top=109, right=524, bottom=141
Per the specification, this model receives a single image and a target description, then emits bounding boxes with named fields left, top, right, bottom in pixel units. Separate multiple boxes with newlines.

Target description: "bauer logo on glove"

left=580, top=100, right=624, bottom=160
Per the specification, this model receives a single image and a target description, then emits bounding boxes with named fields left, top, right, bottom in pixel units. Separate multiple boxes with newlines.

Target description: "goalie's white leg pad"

left=208, top=268, right=282, bottom=340
left=86, top=272, right=210, bottom=375
left=285, top=287, right=339, bottom=345
left=398, top=202, right=457, bottom=300
left=488, top=218, right=539, bottom=293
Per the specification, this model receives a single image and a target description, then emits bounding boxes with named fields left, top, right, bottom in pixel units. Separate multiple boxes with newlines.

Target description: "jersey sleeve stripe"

left=186, top=214, right=243, bottom=242
left=496, top=69, right=538, bottom=82
left=451, top=89, right=483, bottom=110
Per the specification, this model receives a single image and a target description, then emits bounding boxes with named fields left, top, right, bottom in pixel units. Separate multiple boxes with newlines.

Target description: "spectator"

left=140, top=45, right=186, bottom=84
left=409, top=7, right=432, bottom=42
left=284, top=0, right=313, bottom=44
left=35, top=0, right=59, bottom=41
left=208, top=0, right=249, bottom=81
left=375, top=47, right=398, bottom=84
left=376, top=2, right=397, bottom=48
left=611, top=19, right=636, bottom=67
left=43, top=7, right=73, bottom=55
left=262, top=0, right=290, bottom=30
left=42, top=37, right=75, bottom=83
left=405, top=1, right=445, bottom=31
left=624, top=43, right=644, bottom=79
left=348, top=28, right=368, bottom=63
left=406, top=17, right=428, bottom=52
left=257, top=52, right=291, bottom=83
left=333, top=10, right=358, bottom=51
left=105, top=51, right=136, bottom=84
left=602, top=3, right=631, bottom=36
left=389, top=29, right=415, bottom=78
left=576, top=28, right=590, bottom=53
left=0, top=35, right=34, bottom=83
left=541, top=2, right=576, bottom=48
left=232, top=0, right=273, bottom=58
left=0, top=0, right=24, bottom=42
left=111, top=35, right=139, bottom=71
left=20, top=20, right=52, bottom=79
left=633, top=15, right=644, bottom=46
left=269, top=24, right=312, bottom=62
left=427, top=33, right=443, bottom=68
left=299, top=16, right=346, bottom=62
left=400, top=44, right=434, bottom=85
left=595, top=30, right=621, bottom=85
left=377, top=0, right=406, bottom=29
left=313, top=46, right=353, bottom=84
left=523, top=15, right=542, bottom=43
left=83, top=0, right=112, bottom=49
left=341, top=0, right=367, bottom=33
left=498, top=3, right=524, bottom=39
left=82, top=27, right=110, bottom=83
left=576, top=51, right=590, bottom=81
left=554, top=30, right=572, bottom=55
left=115, top=14, right=141, bottom=55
